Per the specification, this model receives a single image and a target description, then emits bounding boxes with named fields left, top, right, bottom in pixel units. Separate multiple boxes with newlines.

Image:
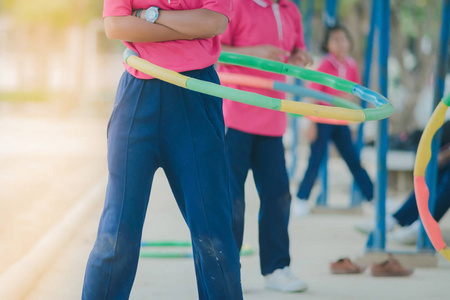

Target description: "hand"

left=437, top=147, right=450, bottom=167
left=288, top=48, right=313, bottom=67
left=306, top=121, right=318, bottom=142
left=248, top=45, right=290, bottom=62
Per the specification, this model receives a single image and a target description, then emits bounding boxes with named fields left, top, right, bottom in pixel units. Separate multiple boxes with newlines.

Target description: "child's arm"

left=105, top=9, right=229, bottom=42
left=156, top=9, right=229, bottom=39
left=104, top=16, right=196, bottom=42
left=221, top=44, right=289, bottom=62
left=288, top=48, right=313, bottom=67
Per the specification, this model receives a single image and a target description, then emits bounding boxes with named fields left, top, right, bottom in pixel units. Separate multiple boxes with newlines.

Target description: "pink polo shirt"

left=103, top=0, right=234, bottom=79
left=311, top=54, right=360, bottom=102
left=218, top=0, right=306, bottom=137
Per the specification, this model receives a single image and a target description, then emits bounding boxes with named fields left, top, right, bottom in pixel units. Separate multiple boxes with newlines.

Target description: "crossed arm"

left=104, top=8, right=229, bottom=43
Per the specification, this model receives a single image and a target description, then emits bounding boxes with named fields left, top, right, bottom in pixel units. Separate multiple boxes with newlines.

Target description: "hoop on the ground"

left=414, top=93, right=450, bottom=262
left=218, top=72, right=361, bottom=125
left=123, top=49, right=393, bottom=122
left=139, top=240, right=254, bottom=259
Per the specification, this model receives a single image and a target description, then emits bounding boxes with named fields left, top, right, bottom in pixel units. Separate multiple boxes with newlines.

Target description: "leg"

left=392, top=191, right=419, bottom=226
left=251, top=135, right=291, bottom=275
left=161, top=66, right=242, bottom=300
left=393, top=166, right=450, bottom=226
left=296, top=123, right=333, bottom=200
left=331, top=125, right=374, bottom=201
left=225, top=128, right=253, bottom=251
left=430, top=166, right=450, bottom=222
left=83, top=73, right=161, bottom=299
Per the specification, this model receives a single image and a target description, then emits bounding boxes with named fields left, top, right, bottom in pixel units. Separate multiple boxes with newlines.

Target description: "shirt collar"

left=253, top=0, right=289, bottom=8
left=326, top=53, right=351, bottom=68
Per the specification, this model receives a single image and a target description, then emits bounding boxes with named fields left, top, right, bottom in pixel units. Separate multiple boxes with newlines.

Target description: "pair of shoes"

left=292, top=199, right=310, bottom=217
left=354, top=215, right=398, bottom=234
left=370, top=254, right=414, bottom=277
left=264, top=266, right=308, bottom=293
left=330, top=258, right=366, bottom=274
left=388, top=220, right=420, bottom=245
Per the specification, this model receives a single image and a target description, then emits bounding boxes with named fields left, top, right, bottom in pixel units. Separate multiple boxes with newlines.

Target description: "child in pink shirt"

left=293, top=24, right=374, bottom=216
left=83, top=1, right=243, bottom=299
left=103, top=0, right=233, bottom=79
left=219, top=0, right=312, bottom=293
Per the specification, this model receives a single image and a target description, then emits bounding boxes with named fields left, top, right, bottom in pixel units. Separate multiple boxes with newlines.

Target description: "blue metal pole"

left=316, top=147, right=329, bottom=206
left=324, top=0, right=338, bottom=27
left=304, top=0, right=314, bottom=47
left=417, top=0, right=450, bottom=251
left=351, top=0, right=378, bottom=207
left=372, top=0, right=390, bottom=251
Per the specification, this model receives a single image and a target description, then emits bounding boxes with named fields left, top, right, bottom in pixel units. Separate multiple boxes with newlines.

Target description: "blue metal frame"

left=374, top=0, right=390, bottom=250
left=417, top=0, right=450, bottom=251
left=316, top=147, right=329, bottom=206
left=324, top=0, right=338, bottom=27
left=366, top=0, right=390, bottom=251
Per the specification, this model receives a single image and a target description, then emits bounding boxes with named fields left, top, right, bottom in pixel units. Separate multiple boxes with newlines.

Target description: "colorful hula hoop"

left=139, top=240, right=254, bottom=258
left=414, top=94, right=450, bottom=262
left=218, top=72, right=361, bottom=125
left=123, top=49, right=393, bottom=122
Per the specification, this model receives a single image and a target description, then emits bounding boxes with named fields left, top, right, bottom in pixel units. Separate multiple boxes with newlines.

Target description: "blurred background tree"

left=388, top=0, right=442, bottom=134
left=0, top=0, right=119, bottom=114
left=1, top=0, right=103, bottom=26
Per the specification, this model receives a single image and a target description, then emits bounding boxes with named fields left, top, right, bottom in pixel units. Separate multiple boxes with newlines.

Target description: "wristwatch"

left=145, top=6, right=160, bottom=23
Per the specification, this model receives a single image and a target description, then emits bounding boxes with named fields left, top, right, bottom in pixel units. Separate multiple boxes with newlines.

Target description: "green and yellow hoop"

left=139, top=240, right=254, bottom=258
left=123, top=49, right=393, bottom=122
left=414, top=93, right=450, bottom=262
left=217, top=72, right=362, bottom=125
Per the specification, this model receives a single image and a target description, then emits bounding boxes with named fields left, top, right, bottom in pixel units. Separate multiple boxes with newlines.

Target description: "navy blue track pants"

left=82, top=67, right=242, bottom=300
left=225, top=128, right=291, bottom=275
left=297, top=123, right=374, bottom=201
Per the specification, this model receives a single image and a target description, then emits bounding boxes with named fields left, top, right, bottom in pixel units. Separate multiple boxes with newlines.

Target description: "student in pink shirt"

left=292, top=24, right=374, bottom=216
left=219, top=0, right=312, bottom=293
left=82, top=1, right=243, bottom=299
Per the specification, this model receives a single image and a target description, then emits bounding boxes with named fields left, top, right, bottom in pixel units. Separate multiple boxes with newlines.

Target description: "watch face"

left=146, top=8, right=158, bottom=22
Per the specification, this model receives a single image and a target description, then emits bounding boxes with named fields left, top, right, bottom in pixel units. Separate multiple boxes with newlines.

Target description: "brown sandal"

left=370, top=254, right=414, bottom=277
left=330, top=258, right=366, bottom=274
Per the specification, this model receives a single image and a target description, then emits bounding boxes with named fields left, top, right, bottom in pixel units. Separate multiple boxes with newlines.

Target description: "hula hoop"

left=123, top=50, right=393, bottom=122
left=218, top=72, right=360, bottom=125
left=414, top=93, right=450, bottom=262
left=139, top=240, right=254, bottom=258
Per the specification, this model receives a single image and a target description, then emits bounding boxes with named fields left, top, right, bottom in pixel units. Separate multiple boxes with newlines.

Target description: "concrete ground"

left=1, top=112, right=449, bottom=300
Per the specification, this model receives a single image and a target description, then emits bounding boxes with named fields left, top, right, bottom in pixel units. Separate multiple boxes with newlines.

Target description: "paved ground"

left=0, top=114, right=107, bottom=275
left=1, top=112, right=449, bottom=300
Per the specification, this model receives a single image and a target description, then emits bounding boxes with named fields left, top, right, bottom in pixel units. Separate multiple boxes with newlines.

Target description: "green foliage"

left=392, top=0, right=441, bottom=39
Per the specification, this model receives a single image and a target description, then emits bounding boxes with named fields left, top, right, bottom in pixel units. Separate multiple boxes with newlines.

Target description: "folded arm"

left=156, top=9, right=229, bottom=39
left=104, top=9, right=229, bottom=42
left=104, top=16, right=195, bottom=43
